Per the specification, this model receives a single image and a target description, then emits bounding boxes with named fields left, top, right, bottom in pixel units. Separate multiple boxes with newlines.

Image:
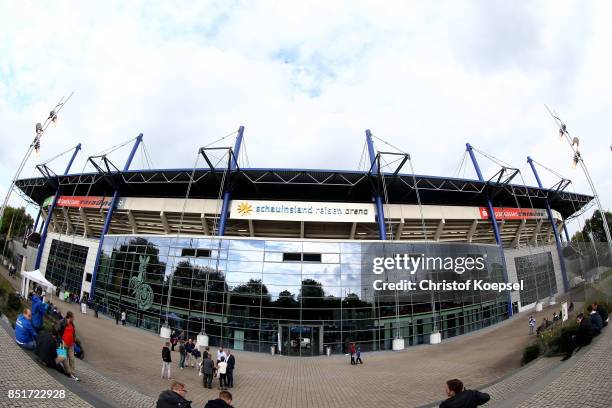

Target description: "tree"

left=0, top=206, right=34, bottom=239
left=571, top=210, right=612, bottom=243
left=299, top=278, right=325, bottom=300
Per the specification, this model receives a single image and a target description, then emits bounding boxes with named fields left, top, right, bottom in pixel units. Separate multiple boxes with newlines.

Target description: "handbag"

left=56, top=345, right=68, bottom=359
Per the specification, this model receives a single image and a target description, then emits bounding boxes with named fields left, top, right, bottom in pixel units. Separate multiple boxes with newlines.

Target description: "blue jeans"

left=17, top=340, right=37, bottom=350
left=179, top=354, right=186, bottom=368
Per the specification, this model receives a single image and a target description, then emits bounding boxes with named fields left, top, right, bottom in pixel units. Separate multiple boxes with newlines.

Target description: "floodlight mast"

left=0, top=94, right=74, bottom=232
left=545, top=105, right=612, bottom=259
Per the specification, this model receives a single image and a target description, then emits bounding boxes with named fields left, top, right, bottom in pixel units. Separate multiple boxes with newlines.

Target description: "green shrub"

left=522, top=343, right=541, bottom=365
left=7, top=293, right=21, bottom=311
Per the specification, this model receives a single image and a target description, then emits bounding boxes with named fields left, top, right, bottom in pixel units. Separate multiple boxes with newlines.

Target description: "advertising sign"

left=229, top=200, right=375, bottom=223
left=43, top=195, right=113, bottom=209
left=478, top=207, right=549, bottom=220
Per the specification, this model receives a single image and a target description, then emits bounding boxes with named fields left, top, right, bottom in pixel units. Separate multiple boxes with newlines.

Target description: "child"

left=355, top=345, right=363, bottom=364
left=161, top=342, right=172, bottom=379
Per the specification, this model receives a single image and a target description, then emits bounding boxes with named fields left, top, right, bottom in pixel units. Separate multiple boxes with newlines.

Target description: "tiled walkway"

left=2, top=266, right=610, bottom=407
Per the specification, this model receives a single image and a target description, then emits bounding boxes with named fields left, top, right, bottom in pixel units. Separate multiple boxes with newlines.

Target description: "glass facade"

left=515, top=252, right=557, bottom=305
left=94, top=236, right=510, bottom=355
left=46, top=239, right=90, bottom=295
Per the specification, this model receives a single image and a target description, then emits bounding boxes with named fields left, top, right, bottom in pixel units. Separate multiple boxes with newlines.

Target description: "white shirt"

left=217, top=350, right=227, bottom=361
left=217, top=361, right=227, bottom=374
left=121, top=312, right=126, bottom=320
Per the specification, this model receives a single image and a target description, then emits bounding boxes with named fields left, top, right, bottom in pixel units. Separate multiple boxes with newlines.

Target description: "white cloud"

left=0, top=0, right=610, bottom=235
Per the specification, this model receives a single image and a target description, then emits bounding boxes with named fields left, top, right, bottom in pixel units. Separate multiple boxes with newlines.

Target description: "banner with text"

left=43, top=195, right=113, bottom=209
left=478, top=207, right=554, bottom=220
left=229, top=200, right=375, bottom=223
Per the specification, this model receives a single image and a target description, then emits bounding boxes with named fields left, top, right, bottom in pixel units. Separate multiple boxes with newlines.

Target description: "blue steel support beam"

left=32, top=208, right=42, bottom=232
left=366, top=129, right=386, bottom=240
left=89, top=134, right=143, bottom=299
left=563, top=224, right=570, bottom=243
left=466, top=143, right=513, bottom=317
left=34, top=143, right=82, bottom=270
left=527, top=156, right=570, bottom=293
left=218, top=126, right=244, bottom=236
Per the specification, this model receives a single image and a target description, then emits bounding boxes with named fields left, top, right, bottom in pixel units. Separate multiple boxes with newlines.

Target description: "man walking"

left=121, top=310, right=127, bottom=326
left=57, top=311, right=78, bottom=377
left=226, top=350, right=235, bottom=388
left=162, top=341, right=172, bottom=379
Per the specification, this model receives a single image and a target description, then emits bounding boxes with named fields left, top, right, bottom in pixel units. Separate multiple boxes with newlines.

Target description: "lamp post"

left=546, top=106, right=612, bottom=261
left=0, top=94, right=73, bottom=232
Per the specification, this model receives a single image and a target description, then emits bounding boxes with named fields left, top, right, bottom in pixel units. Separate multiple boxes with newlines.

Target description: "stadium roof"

left=15, top=167, right=593, bottom=220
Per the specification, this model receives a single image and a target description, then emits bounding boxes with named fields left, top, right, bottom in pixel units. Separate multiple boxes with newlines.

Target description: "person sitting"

left=35, top=329, right=78, bottom=380
left=156, top=380, right=192, bottom=408
left=587, top=305, right=603, bottom=335
left=536, top=318, right=548, bottom=336
left=593, top=302, right=608, bottom=327
left=15, top=308, right=38, bottom=350
left=562, top=313, right=595, bottom=361
left=439, top=379, right=490, bottom=408
left=204, top=390, right=234, bottom=408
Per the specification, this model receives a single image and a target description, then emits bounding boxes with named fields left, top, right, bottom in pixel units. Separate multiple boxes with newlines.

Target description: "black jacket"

left=596, top=305, right=608, bottom=323
left=156, top=390, right=192, bottom=408
left=35, top=331, right=58, bottom=367
left=204, top=399, right=233, bottom=408
left=589, top=312, right=603, bottom=334
left=226, top=354, right=235, bottom=370
left=439, top=389, right=490, bottom=408
left=576, top=317, right=595, bottom=347
left=162, top=346, right=172, bottom=363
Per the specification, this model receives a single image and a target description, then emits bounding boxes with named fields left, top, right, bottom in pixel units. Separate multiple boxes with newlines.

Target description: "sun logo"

left=237, top=202, right=253, bottom=216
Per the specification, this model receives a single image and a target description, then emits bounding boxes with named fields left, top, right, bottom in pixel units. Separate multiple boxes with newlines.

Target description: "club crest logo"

left=128, top=255, right=153, bottom=310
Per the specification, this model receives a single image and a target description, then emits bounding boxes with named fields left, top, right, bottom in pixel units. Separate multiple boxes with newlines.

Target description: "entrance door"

left=280, top=325, right=321, bottom=356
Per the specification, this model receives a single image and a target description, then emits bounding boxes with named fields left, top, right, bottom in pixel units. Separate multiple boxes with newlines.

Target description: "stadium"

left=10, top=128, right=600, bottom=356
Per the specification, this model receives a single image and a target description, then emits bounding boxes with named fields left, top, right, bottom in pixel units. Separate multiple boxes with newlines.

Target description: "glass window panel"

left=264, top=240, right=302, bottom=252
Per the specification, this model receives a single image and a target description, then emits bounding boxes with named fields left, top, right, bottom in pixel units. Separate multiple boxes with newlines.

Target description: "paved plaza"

left=1, top=266, right=611, bottom=407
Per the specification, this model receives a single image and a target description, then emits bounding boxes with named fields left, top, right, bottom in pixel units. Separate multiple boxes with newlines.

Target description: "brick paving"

left=0, top=317, right=92, bottom=408
left=514, top=323, right=612, bottom=407
left=2, top=265, right=611, bottom=407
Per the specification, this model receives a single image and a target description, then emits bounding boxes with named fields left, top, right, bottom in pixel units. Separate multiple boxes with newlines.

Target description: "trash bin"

left=270, top=345, right=276, bottom=355
left=325, top=345, right=331, bottom=356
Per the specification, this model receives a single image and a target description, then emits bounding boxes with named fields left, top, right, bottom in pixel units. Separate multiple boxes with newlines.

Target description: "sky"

left=0, top=0, right=610, bottom=236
